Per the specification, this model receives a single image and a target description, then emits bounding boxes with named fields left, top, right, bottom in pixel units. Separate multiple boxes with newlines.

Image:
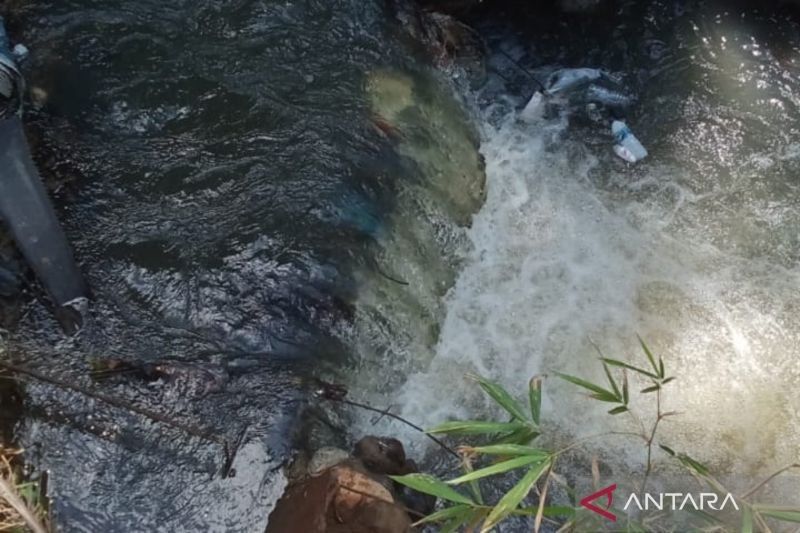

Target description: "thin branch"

left=332, top=397, right=459, bottom=458
left=740, top=463, right=800, bottom=500
left=641, top=387, right=662, bottom=492
left=0, top=361, right=228, bottom=448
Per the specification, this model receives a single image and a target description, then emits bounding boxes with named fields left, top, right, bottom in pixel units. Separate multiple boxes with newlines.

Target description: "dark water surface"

left=4, top=1, right=449, bottom=530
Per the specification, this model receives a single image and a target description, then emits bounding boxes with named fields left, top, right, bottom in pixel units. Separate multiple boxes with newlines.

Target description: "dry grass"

left=0, top=447, right=48, bottom=533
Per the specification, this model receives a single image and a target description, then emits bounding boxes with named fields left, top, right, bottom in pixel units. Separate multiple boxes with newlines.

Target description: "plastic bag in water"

left=520, top=91, right=544, bottom=122
left=545, top=68, right=604, bottom=95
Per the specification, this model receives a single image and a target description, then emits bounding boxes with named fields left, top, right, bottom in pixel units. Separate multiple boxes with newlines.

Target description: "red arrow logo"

left=579, top=483, right=617, bottom=522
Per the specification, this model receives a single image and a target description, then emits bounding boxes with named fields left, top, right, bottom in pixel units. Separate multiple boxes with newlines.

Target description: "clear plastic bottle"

left=611, top=120, right=648, bottom=163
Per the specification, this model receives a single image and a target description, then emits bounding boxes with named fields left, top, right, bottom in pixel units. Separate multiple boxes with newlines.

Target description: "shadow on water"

left=0, top=0, right=480, bottom=530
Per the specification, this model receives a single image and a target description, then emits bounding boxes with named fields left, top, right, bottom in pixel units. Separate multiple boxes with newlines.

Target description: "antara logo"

left=580, top=484, right=740, bottom=522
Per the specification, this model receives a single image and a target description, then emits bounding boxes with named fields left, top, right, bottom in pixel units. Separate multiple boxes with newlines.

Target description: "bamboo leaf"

left=662, top=376, right=676, bottom=385
left=555, top=372, right=615, bottom=397
left=601, top=358, right=659, bottom=379
left=469, top=374, right=530, bottom=423
left=481, top=460, right=551, bottom=532
left=601, top=361, right=621, bottom=399
left=441, top=513, right=472, bottom=533
left=448, top=455, right=544, bottom=485
left=469, top=444, right=550, bottom=458
left=529, top=376, right=543, bottom=426
left=677, top=454, right=710, bottom=476
left=590, top=391, right=622, bottom=403
left=641, top=384, right=660, bottom=393
left=412, top=505, right=472, bottom=526
left=637, top=335, right=660, bottom=376
left=757, top=507, right=800, bottom=523
left=608, top=405, right=628, bottom=415
left=622, top=371, right=629, bottom=405
left=659, top=444, right=676, bottom=456
left=389, top=474, right=474, bottom=505
left=658, top=357, right=665, bottom=379
left=540, top=506, right=576, bottom=518
left=740, top=506, right=753, bottom=533
left=493, top=427, right=539, bottom=446
left=427, top=420, right=527, bottom=436
left=511, top=505, right=575, bottom=518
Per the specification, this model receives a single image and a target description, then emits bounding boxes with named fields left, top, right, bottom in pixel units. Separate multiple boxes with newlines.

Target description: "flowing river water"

left=3, top=0, right=800, bottom=530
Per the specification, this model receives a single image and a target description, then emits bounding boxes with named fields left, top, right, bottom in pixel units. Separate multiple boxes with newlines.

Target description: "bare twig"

left=741, top=463, right=800, bottom=500
left=335, top=398, right=459, bottom=459
left=0, top=361, right=230, bottom=456
left=641, top=387, right=663, bottom=492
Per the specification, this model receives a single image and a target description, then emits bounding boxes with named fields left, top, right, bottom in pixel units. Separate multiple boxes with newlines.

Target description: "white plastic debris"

left=12, top=44, right=29, bottom=63
left=611, top=120, right=648, bottom=163
left=545, top=67, right=604, bottom=95
left=520, top=90, right=543, bottom=122
left=586, top=84, right=635, bottom=108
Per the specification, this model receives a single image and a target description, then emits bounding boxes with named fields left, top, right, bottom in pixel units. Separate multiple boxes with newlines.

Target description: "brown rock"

left=353, top=436, right=406, bottom=475
left=266, top=460, right=413, bottom=533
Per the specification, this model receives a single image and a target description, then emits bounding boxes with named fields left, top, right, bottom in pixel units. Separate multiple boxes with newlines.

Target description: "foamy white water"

left=393, top=99, right=800, bottom=487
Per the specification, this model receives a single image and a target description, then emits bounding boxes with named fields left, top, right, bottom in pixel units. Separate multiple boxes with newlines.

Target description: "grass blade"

left=480, top=459, right=551, bottom=532
left=427, top=420, right=527, bottom=435
left=740, top=506, right=753, bottom=533
left=469, top=444, right=550, bottom=458
left=470, top=374, right=530, bottom=422
left=757, top=507, right=800, bottom=523
left=447, top=455, right=544, bottom=485
left=493, top=427, right=540, bottom=446
left=637, top=335, right=660, bottom=376
left=601, top=361, right=621, bottom=399
left=412, top=505, right=471, bottom=526
left=601, top=358, right=658, bottom=379
left=555, top=372, right=616, bottom=398
left=390, top=473, right=474, bottom=505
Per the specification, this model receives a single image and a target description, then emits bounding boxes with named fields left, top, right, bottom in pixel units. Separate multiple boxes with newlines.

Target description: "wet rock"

left=266, top=460, right=413, bottom=533
left=308, top=447, right=351, bottom=476
left=366, top=68, right=487, bottom=226
left=353, top=436, right=407, bottom=475
left=392, top=3, right=486, bottom=86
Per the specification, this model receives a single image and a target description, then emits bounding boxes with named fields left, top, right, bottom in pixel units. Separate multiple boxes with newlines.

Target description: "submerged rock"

left=366, top=68, right=486, bottom=226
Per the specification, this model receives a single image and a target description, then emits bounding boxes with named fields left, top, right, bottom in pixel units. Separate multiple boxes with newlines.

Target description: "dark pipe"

left=0, top=116, right=88, bottom=309
left=0, top=15, right=87, bottom=331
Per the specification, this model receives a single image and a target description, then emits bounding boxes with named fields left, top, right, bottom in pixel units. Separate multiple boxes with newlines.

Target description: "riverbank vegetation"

left=0, top=447, right=48, bottom=533
left=391, top=340, right=800, bottom=532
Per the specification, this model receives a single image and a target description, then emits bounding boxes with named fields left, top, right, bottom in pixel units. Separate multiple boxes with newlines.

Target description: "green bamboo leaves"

left=392, top=374, right=551, bottom=533
left=388, top=473, right=474, bottom=505
left=556, top=338, right=675, bottom=415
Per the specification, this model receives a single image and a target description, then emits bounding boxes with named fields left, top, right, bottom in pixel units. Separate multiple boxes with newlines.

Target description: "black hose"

left=0, top=117, right=88, bottom=308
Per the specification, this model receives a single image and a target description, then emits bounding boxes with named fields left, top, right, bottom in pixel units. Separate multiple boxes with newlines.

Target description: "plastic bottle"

left=611, top=120, right=648, bottom=163
left=545, top=68, right=604, bottom=95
